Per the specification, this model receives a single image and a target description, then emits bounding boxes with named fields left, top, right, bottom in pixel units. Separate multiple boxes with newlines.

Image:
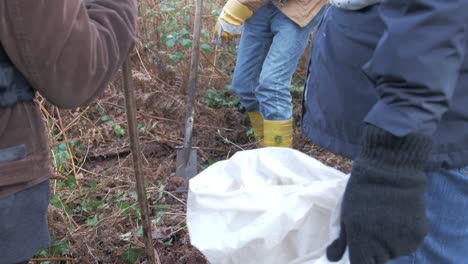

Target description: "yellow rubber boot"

left=248, top=112, right=264, bottom=146
left=263, top=119, right=293, bottom=148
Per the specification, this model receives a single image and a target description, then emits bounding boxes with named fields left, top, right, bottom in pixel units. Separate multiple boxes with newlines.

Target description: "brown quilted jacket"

left=0, top=0, right=136, bottom=198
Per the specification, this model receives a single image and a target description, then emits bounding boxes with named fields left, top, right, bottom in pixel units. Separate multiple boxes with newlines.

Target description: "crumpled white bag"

left=187, top=148, right=350, bottom=264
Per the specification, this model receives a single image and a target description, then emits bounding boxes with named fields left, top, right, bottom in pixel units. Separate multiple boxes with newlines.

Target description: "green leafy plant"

left=200, top=159, right=217, bottom=171
left=290, top=78, right=305, bottom=98
left=51, top=140, right=83, bottom=171
left=120, top=247, right=143, bottom=264
left=246, top=128, right=255, bottom=137
left=141, top=0, right=213, bottom=63
left=35, top=237, right=71, bottom=262
left=204, top=86, right=240, bottom=109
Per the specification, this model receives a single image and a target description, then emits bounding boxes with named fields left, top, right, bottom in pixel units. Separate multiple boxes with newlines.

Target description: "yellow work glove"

left=212, top=0, right=253, bottom=45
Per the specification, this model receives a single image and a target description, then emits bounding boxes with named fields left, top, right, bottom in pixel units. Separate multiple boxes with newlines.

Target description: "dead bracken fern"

left=35, top=0, right=351, bottom=263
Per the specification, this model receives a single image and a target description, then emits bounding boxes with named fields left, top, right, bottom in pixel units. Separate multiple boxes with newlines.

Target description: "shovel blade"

left=176, top=147, right=198, bottom=180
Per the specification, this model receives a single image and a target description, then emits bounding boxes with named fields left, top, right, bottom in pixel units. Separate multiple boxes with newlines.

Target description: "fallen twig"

left=31, top=257, right=74, bottom=263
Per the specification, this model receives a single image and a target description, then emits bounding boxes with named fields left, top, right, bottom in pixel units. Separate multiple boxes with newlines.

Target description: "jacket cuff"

left=358, top=124, right=432, bottom=169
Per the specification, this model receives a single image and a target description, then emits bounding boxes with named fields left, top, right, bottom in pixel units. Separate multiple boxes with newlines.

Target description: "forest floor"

left=34, top=1, right=351, bottom=263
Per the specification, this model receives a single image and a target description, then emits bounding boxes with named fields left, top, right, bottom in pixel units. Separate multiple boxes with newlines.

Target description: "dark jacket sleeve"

left=362, top=0, right=468, bottom=137
left=0, top=0, right=136, bottom=109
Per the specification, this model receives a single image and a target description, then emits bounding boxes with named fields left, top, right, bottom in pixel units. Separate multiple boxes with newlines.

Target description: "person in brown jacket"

left=0, top=1, right=136, bottom=263
left=213, top=0, right=328, bottom=147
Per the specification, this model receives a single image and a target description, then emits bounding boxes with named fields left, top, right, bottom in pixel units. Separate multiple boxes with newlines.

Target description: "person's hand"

left=212, top=0, right=252, bottom=45
left=327, top=125, right=432, bottom=264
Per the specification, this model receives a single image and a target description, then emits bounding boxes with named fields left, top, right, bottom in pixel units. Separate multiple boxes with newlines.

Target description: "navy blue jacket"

left=302, top=1, right=468, bottom=169
left=0, top=46, right=34, bottom=107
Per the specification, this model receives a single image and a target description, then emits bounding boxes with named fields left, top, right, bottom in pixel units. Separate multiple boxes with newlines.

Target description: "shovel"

left=176, top=0, right=203, bottom=181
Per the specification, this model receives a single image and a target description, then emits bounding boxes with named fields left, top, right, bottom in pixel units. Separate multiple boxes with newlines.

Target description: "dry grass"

left=34, top=1, right=351, bottom=263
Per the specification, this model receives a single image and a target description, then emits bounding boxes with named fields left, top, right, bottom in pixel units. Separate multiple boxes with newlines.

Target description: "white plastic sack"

left=187, top=147, right=350, bottom=264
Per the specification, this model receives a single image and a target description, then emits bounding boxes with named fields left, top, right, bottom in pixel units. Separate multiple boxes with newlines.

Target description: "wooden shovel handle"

left=122, top=58, right=161, bottom=264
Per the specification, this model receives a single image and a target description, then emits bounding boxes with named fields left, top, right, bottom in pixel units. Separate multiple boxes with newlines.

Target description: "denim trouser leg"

left=387, top=166, right=468, bottom=264
left=0, top=181, right=50, bottom=263
left=232, top=3, right=324, bottom=120
left=231, top=4, right=273, bottom=113
left=256, top=7, right=318, bottom=121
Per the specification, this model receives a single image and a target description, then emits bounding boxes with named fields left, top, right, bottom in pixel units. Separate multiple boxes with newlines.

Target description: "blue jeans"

left=387, top=167, right=468, bottom=263
left=232, top=1, right=324, bottom=121
left=0, top=181, right=50, bottom=264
